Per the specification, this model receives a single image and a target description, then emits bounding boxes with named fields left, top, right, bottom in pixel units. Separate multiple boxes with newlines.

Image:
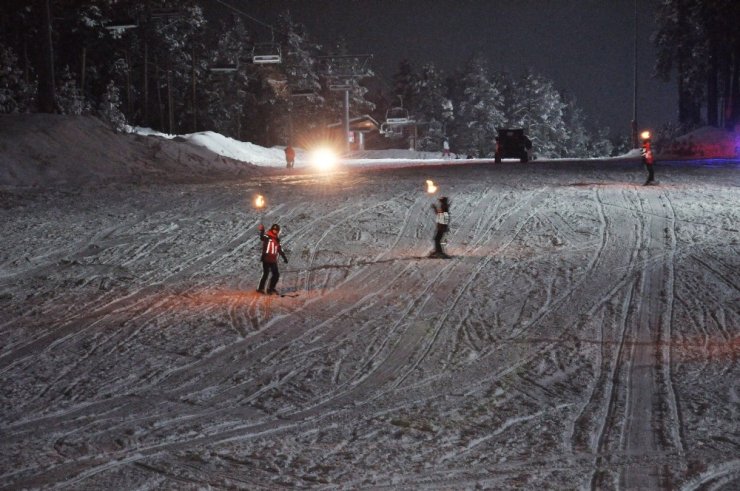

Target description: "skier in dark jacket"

left=430, top=196, right=451, bottom=258
left=257, top=223, right=288, bottom=294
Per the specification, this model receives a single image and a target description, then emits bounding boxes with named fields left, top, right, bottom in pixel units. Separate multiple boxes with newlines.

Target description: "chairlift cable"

left=214, top=0, right=289, bottom=37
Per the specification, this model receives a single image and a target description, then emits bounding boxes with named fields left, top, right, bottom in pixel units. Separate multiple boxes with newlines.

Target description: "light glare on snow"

left=310, top=147, right=338, bottom=170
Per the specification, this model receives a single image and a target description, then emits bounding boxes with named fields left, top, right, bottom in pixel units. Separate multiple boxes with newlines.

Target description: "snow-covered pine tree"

left=56, top=65, right=91, bottom=115
left=588, top=127, right=614, bottom=157
left=562, top=98, right=590, bottom=158
left=274, top=11, right=324, bottom=145
left=59, top=3, right=114, bottom=116
left=411, top=62, right=452, bottom=151
left=391, top=59, right=417, bottom=114
left=654, top=0, right=740, bottom=129
left=451, top=53, right=504, bottom=157
left=202, top=15, right=253, bottom=140
left=654, top=0, right=704, bottom=128
left=0, top=42, right=35, bottom=113
left=507, top=70, right=568, bottom=158
left=125, top=1, right=207, bottom=134
left=99, top=80, right=126, bottom=132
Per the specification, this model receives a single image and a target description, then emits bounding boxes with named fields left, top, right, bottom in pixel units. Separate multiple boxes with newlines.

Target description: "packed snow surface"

left=1, top=117, right=739, bottom=489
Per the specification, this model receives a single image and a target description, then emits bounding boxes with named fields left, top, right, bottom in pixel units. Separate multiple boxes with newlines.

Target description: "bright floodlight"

left=310, top=147, right=338, bottom=171
left=640, top=130, right=651, bottom=140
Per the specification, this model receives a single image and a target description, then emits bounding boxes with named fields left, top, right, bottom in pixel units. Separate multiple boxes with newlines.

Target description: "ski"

left=426, top=253, right=454, bottom=259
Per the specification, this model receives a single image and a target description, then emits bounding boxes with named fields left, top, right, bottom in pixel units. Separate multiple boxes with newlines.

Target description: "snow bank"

left=3, top=115, right=736, bottom=189
left=130, top=127, right=289, bottom=166
left=130, top=126, right=453, bottom=167
left=0, top=115, right=262, bottom=188
left=659, top=126, right=740, bottom=159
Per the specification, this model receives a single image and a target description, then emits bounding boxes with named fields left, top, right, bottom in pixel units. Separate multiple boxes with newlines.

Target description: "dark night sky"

left=209, top=0, right=677, bottom=138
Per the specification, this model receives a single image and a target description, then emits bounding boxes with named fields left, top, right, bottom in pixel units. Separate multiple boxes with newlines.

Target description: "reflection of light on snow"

left=255, top=194, right=265, bottom=208
left=426, top=179, right=437, bottom=193
left=310, top=148, right=338, bottom=171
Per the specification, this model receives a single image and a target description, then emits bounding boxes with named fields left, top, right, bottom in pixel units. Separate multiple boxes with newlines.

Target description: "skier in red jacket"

left=257, top=223, right=288, bottom=295
left=641, top=131, right=656, bottom=185
left=284, top=145, right=296, bottom=169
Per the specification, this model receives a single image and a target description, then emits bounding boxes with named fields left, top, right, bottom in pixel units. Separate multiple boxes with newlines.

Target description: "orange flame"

left=426, top=180, right=437, bottom=194
left=640, top=130, right=651, bottom=140
left=255, top=194, right=265, bottom=208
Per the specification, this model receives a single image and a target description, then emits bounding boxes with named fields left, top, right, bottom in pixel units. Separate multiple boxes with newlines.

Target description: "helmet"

left=270, top=224, right=281, bottom=233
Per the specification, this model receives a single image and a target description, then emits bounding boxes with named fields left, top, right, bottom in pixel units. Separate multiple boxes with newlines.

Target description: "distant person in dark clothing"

left=257, top=223, right=288, bottom=294
left=641, top=132, right=655, bottom=185
left=430, top=196, right=451, bottom=258
left=284, top=145, right=296, bottom=169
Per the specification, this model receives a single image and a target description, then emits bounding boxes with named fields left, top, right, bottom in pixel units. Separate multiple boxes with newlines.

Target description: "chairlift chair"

left=105, top=11, right=138, bottom=32
left=252, top=43, right=282, bottom=64
left=380, top=122, right=405, bottom=138
left=328, top=78, right=353, bottom=91
left=290, top=87, right=317, bottom=98
left=209, top=61, right=239, bottom=73
left=385, top=107, right=410, bottom=124
left=149, top=8, right=182, bottom=19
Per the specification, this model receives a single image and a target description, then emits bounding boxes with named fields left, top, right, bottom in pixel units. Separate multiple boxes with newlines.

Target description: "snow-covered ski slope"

left=1, top=157, right=738, bottom=489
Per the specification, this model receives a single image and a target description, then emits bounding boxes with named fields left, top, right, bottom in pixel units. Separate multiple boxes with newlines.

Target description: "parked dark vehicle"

left=494, top=128, right=533, bottom=163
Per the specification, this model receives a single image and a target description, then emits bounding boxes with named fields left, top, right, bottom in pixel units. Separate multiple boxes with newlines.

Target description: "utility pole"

left=38, top=0, right=56, bottom=113
left=143, top=41, right=149, bottom=126
left=631, top=0, right=639, bottom=149
left=344, top=89, right=351, bottom=153
left=167, top=67, right=174, bottom=134
left=192, top=43, right=197, bottom=132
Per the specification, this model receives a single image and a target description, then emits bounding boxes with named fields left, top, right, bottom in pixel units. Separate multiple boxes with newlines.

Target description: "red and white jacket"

left=436, top=210, right=450, bottom=225
left=260, top=229, right=287, bottom=263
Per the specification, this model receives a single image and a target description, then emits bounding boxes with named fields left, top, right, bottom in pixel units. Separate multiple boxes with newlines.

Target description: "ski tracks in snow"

left=2, top=164, right=738, bottom=489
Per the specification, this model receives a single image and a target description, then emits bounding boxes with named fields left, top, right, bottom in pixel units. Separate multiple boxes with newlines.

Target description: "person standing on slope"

left=284, top=144, right=296, bottom=169
left=442, top=138, right=451, bottom=158
left=430, top=196, right=451, bottom=258
left=641, top=132, right=656, bottom=185
left=257, top=223, right=288, bottom=295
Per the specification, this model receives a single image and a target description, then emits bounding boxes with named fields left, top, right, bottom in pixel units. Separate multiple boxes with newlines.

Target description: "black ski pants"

left=258, top=261, right=280, bottom=291
left=434, top=224, right=448, bottom=254
left=645, top=163, right=654, bottom=183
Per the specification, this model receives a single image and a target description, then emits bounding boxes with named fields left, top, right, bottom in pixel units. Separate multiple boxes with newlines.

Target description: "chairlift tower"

left=318, top=54, right=373, bottom=154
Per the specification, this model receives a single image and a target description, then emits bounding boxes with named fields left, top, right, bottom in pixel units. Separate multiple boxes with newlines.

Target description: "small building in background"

left=327, top=115, right=380, bottom=151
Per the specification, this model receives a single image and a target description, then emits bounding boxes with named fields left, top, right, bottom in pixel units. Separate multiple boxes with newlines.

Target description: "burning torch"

left=426, top=179, right=437, bottom=194
left=254, top=193, right=266, bottom=226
